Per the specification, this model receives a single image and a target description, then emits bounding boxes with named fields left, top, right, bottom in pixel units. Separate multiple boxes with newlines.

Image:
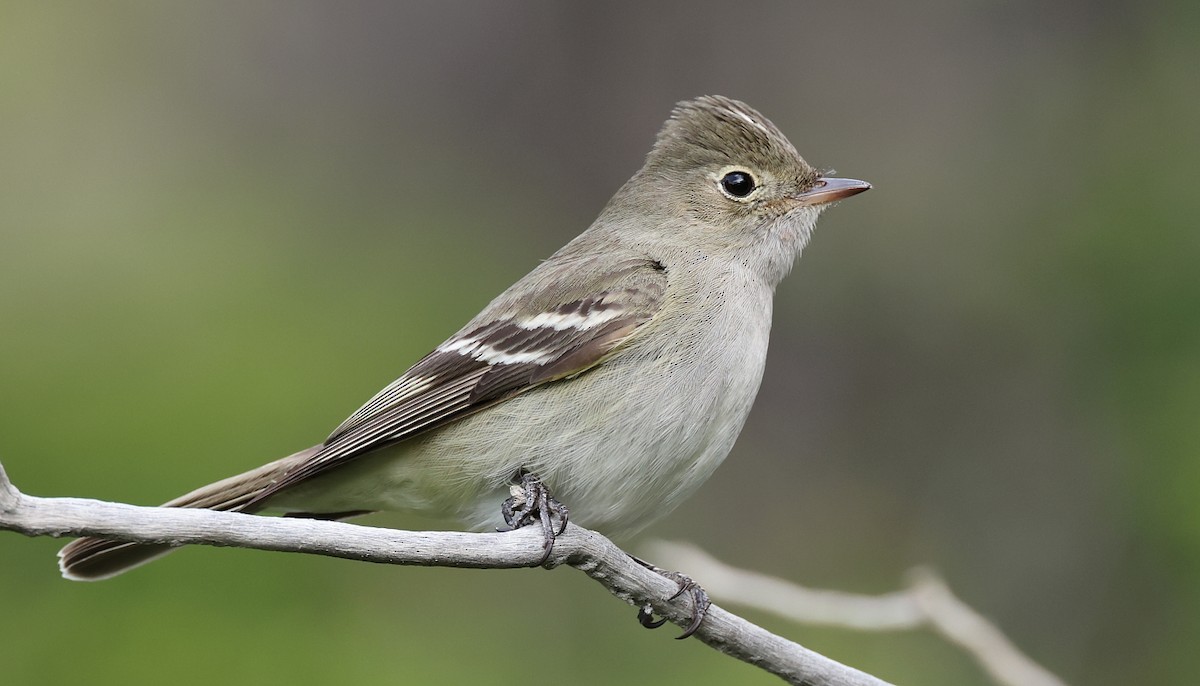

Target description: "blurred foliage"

left=1, top=2, right=1197, bottom=684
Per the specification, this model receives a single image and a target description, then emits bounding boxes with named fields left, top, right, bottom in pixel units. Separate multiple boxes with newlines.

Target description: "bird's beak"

left=793, top=177, right=872, bottom=206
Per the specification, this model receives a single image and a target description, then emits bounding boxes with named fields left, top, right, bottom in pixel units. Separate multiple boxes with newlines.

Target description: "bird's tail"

left=58, top=446, right=320, bottom=581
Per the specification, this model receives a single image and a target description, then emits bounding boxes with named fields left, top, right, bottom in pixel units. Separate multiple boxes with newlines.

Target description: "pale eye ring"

left=718, top=169, right=757, bottom=199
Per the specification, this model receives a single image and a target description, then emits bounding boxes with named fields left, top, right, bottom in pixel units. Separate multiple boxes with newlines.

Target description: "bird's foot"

left=499, top=469, right=569, bottom=566
left=632, top=556, right=711, bottom=639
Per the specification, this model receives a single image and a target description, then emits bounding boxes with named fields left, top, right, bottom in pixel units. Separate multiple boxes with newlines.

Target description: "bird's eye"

left=719, top=170, right=757, bottom=199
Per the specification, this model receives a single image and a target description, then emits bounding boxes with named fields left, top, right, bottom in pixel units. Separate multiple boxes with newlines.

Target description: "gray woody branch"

left=0, top=460, right=889, bottom=686
left=648, top=542, right=1068, bottom=686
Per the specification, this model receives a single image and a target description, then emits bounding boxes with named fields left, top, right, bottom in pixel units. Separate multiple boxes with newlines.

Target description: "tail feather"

left=58, top=446, right=321, bottom=581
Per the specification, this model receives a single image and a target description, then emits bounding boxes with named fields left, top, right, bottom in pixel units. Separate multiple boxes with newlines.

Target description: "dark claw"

left=499, top=469, right=569, bottom=566
left=637, top=604, right=669, bottom=629
left=631, top=556, right=712, bottom=639
left=674, top=582, right=711, bottom=639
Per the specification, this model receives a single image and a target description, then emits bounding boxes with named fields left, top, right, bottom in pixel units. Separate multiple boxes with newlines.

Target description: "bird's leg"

left=631, top=555, right=711, bottom=639
left=499, top=469, right=569, bottom=566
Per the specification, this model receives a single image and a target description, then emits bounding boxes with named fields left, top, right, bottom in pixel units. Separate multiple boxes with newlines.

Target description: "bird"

left=58, top=96, right=870, bottom=599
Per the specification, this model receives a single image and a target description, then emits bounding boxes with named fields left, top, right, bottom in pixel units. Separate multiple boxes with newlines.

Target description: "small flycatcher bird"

left=59, top=96, right=870, bottom=587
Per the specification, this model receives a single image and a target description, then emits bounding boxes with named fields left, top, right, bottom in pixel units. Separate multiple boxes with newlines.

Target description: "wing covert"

left=245, top=258, right=666, bottom=505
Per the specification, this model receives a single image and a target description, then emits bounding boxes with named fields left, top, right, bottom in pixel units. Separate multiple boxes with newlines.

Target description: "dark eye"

left=719, top=170, right=756, bottom=199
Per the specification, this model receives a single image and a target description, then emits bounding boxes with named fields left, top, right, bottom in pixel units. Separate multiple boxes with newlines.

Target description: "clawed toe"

left=496, top=474, right=709, bottom=637
left=499, top=469, right=569, bottom=566
left=632, top=557, right=712, bottom=639
left=637, top=604, right=669, bottom=629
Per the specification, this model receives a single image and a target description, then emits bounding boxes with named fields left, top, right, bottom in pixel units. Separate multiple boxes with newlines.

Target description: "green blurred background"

left=1, top=2, right=1197, bottom=684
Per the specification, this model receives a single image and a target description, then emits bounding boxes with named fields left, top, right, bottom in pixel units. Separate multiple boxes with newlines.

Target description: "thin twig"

left=0, top=460, right=889, bottom=686
left=646, top=541, right=1067, bottom=686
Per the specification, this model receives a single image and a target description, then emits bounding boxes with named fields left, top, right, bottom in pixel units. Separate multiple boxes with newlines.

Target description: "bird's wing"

left=246, top=257, right=667, bottom=505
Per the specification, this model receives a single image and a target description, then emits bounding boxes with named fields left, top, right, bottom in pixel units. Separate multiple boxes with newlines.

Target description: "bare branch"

left=0, top=461, right=890, bottom=686
left=0, top=461, right=17, bottom=512
left=906, top=569, right=1067, bottom=686
left=646, top=541, right=1067, bottom=686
